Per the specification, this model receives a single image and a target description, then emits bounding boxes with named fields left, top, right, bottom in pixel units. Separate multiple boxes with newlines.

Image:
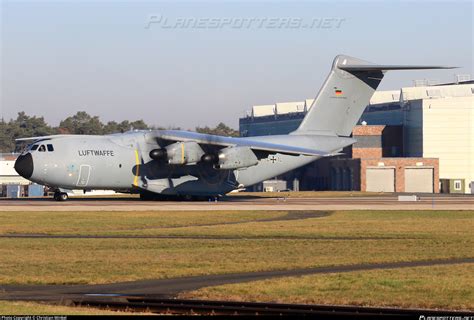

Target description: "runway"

left=1, top=194, right=473, bottom=211
left=2, top=257, right=473, bottom=302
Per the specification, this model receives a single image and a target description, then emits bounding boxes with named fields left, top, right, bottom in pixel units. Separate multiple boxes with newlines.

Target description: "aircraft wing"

left=154, top=130, right=329, bottom=157
left=15, top=134, right=84, bottom=142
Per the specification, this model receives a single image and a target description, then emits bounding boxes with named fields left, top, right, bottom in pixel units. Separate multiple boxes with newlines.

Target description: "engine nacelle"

left=166, top=141, right=205, bottom=165
left=150, top=142, right=205, bottom=165
left=216, top=146, right=258, bottom=170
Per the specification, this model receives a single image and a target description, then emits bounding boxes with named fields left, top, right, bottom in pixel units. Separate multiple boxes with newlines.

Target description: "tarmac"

left=0, top=194, right=473, bottom=211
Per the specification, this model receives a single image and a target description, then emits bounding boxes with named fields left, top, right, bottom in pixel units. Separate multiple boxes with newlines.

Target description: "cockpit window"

left=47, top=144, right=54, bottom=152
left=38, top=145, right=46, bottom=152
left=31, top=145, right=39, bottom=151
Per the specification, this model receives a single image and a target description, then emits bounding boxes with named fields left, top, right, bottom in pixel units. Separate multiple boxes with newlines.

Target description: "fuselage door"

left=76, top=164, right=91, bottom=187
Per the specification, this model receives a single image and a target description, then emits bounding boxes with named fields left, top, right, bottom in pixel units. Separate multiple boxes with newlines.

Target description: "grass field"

left=0, top=209, right=473, bottom=310
left=0, top=301, right=142, bottom=315
left=0, top=210, right=285, bottom=234
left=180, top=264, right=474, bottom=310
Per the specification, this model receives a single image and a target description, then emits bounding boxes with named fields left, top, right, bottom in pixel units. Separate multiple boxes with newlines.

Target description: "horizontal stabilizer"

left=295, top=54, right=456, bottom=137
left=339, top=65, right=456, bottom=71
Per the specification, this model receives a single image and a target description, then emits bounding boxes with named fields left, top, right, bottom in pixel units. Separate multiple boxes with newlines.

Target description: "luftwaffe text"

left=78, top=150, right=115, bottom=156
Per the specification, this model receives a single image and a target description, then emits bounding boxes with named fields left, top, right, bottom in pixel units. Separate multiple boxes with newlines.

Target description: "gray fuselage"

left=17, top=130, right=352, bottom=196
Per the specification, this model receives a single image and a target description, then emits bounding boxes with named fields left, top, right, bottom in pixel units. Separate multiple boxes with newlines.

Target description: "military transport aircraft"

left=14, top=55, right=453, bottom=201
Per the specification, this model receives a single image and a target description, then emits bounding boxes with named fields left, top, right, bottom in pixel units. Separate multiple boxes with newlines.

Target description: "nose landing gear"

left=53, top=191, right=68, bottom=201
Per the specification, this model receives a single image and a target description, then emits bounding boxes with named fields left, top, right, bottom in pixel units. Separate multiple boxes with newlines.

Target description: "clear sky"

left=1, top=0, right=473, bottom=129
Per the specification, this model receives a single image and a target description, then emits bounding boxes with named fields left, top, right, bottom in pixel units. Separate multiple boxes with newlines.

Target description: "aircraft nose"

left=14, top=153, right=34, bottom=179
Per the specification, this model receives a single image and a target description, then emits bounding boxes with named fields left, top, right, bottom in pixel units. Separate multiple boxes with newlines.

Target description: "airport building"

left=0, top=153, right=44, bottom=197
left=240, top=77, right=474, bottom=194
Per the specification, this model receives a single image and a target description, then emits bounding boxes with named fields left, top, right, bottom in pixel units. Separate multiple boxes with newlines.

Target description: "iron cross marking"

left=269, top=155, right=277, bottom=163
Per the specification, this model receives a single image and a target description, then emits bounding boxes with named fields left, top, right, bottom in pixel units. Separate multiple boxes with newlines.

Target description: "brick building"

left=303, top=124, right=439, bottom=193
left=250, top=124, right=439, bottom=194
left=330, top=125, right=439, bottom=193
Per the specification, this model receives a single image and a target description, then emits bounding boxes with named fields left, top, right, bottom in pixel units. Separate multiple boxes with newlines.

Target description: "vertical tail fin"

left=294, top=55, right=454, bottom=137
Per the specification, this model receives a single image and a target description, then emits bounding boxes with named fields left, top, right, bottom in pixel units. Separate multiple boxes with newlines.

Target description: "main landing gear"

left=53, top=191, right=68, bottom=201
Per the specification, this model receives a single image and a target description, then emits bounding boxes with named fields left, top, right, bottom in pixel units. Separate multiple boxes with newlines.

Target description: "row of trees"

left=0, top=111, right=239, bottom=153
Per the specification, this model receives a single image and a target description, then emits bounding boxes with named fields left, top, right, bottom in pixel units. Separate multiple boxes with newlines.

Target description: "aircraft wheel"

left=54, top=192, right=68, bottom=201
